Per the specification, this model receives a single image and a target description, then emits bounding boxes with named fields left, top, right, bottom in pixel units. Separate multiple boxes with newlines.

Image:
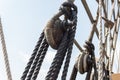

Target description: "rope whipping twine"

left=0, top=18, right=12, bottom=80
left=98, top=0, right=104, bottom=80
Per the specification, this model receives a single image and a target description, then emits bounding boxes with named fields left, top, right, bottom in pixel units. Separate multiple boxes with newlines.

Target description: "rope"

left=45, top=32, right=68, bottom=80
left=98, top=0, right=104, bottom=80
left=85, top=65, right=92, bottom=80
left=26, top=38, right=48, bottom=80
left=21, top=31, right=44, bottom=80
left=61, top=11, right=77, bottom=80
left=70, top=66, right=77, bottom=80
left=0, top=18, right=12, bottom=80
left=109, top=1, right=116, bottom=79
left=61, top=28, right=76, bottom=80
left=31, top=39, right=49, bottom=80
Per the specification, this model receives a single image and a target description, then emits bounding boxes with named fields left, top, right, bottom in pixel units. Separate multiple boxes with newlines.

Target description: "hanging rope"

left=98, top=0, right=104, bottom=80
left=61, top=10, right=77, bottom=80
left=26, top=38, right=49, bottom=80
left=0, top=18, right=12, bottom=80
left=21, top=1, right=77, bottom=80
left=31, top=38, right=49, bottom=80
left=45, top=31, right=69, bottom=80
left=21, top=31, right=44, bottom=80
left=70, top=66, right=78, bottom=80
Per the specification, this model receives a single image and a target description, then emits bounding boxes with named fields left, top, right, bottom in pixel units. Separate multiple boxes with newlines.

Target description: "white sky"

left=0, top=0, right=119, bottom=80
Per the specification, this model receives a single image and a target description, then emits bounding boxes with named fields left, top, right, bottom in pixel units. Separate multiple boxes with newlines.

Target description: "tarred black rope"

left=21, top=32, right=44, bottom=80
left=70, top=66, right=78, bottom=80
left=85, top=66, right=92, bottom=80
left=31, top=39, right=49, bottom=80
left=26, top=38, right=48, bottom=80
left=61, top=6, right=77, bottom=79
left=45, top=32, right=68, bottom=80
left=61, top=26, right=76, bottom=80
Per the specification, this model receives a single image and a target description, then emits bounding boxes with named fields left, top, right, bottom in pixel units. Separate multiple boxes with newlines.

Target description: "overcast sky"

left=0, top=0, right=119, bottom=80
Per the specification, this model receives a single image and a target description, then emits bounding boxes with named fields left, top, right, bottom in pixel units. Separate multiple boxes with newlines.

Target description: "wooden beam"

left=81, top=0, right=94, bottom=23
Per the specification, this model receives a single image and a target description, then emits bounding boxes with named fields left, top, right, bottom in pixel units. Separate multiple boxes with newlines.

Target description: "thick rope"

left=0, top=18, right=12, bottom=80
left=61, top=11, right=77, bottom=80
left=21, top=32, right=44, bottom=80
left=26, top=38, right=48, bottom=80
left=31, top=39, right=49, bottom=80
left=70, top=66, right=77, bottom=80
left=98, top=0, right=104, bottom=80
left=61, top=28, right=76, bottom=80
left=45, top=32, right=68, bottom=80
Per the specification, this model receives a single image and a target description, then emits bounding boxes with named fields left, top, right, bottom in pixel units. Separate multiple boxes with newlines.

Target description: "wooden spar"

left=74, top=39, right=83, bottom=52
left=88, top=10, right=99, bottom=42
left=111, top=17, right=120, bottom=71
left=81, top=0, right=99, bottom=40
left=81, top=0, right=94, bottom=23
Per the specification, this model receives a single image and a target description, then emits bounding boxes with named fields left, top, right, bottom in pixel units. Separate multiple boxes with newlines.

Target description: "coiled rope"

left=0, top=18, right=12, bottom=80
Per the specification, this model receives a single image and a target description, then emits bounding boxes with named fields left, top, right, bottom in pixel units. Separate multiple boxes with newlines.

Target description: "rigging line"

left=98, top=0, right=104, bottom=80
left=0, top=18, right=12, bottom=80
left=21, top=31, right=44, bottom=80
left=108, top=1, right=116, bottom=79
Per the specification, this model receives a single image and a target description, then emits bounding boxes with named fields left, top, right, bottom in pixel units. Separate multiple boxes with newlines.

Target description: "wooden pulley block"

left=77, top=53, right=92, bottom=74
left=44, top=18, right=64, bottom=50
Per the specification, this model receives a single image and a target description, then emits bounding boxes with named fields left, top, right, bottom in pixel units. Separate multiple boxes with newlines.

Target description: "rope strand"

left=26, top=38, right=48, bottom=80
left=61, top=28, right=76, bottom=80
left=45, top=32, right=68, bottom=80
left=21, top=32, right=44, bottom=80
left=0, top=18, right=12, bottom=80
left=31, top=40, right=49, bottom=80
left=98, top=0, right=104, bottom=80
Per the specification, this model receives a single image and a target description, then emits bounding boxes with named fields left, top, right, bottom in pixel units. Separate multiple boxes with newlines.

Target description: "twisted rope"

left=61, top=12, right=77, bottom=80
left=61, top=28, right=76, bottom=80
left=45, top=32, right=68, bottom=80
left=31, top=39, right=49, bottom=80
left=70, top=66, right=77, bottom=80
left=98, top=0, right=104, bottom=80
left=26, top=38, right=48, bottom=80
left=0, top=18, right=12, bottom=80
left=21, top=31, right=44, bottom=80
